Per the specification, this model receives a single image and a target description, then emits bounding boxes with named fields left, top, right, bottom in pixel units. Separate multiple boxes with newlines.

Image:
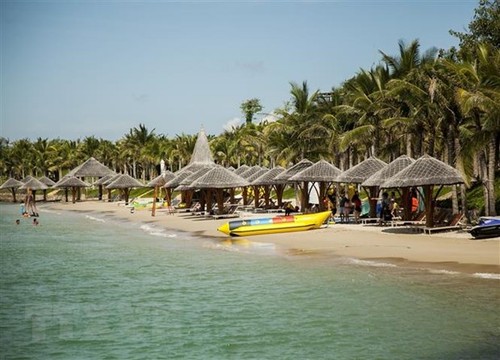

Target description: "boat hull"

left=470, top=217, right=500, bottom=239
left=217, top=211, right=331, bottom=237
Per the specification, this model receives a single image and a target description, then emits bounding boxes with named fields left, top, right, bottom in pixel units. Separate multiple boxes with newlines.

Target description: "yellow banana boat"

left=217, top=211, right=331, bottom=237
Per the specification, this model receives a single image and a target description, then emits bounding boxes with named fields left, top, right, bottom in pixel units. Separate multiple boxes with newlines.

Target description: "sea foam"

left=473, top=273, right=500, bottom=280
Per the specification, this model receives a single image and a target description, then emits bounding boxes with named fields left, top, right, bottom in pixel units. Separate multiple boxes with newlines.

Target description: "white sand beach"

left=43, top=200, right=500, bottom=274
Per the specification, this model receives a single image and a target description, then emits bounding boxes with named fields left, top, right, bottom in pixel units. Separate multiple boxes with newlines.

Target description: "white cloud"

left=259, top=113, right=278, bottom=124
left=223, top=117, right=242, bottom=131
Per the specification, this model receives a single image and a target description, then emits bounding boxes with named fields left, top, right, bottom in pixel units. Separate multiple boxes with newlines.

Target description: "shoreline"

left=36, top=200, right=500, bottom=276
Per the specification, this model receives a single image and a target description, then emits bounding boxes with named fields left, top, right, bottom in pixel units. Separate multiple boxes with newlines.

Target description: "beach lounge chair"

left=211, top=204, right=240, bottom=220
left=422, top=213, right=464, bottom=235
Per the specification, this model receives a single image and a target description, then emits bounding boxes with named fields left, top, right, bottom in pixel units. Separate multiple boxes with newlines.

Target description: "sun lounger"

left=422, top=214, right=464, bottom=235
left=211, top=204, right=240, bottom=220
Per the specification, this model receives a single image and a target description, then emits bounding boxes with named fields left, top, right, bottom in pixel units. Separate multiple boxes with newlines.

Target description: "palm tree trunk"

left=487, top=134, right=497, bottom=216
left=479, top=151, right=489, bottom=215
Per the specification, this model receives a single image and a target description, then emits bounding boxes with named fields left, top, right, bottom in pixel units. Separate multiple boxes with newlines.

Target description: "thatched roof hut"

left=146, top=171, right=177, bottom=214
left=55, top=176, right=91, bottom=203
left=336, top=156, right=387, bottom=217
left=38, top=176, right=57, bottom=201
left=234, top=165, right=250, bottom=176
left=146, top=171, right=176, bottom=187
left=251, top=167, right=286, bottom=186
left=0, top=178, right=24, bottom=202
left=250, top=166, right=286, bottom=207
left=239, top=166, right=262, bottom=180
left=164, top=170, right=193, bottom=189
left=106, top=174, right=143, bottom=205
left=19, top=177, right=48, bottom=191
left=362, top=155, right=415, bottom=187
left=382, top=155, right=464, bottom=188
left=383, top=155, right=465, bottom=228
left=38, top=176, right=56, bottom=187
left=190, top=165, right=249, bottom=189
left=106, top=174, right=143, bottom=189
left=67, top=157, right=114, bottom=177
left=176, top=128, right=216, bottom=177
left=290, top=160, right=341, bottom=183
left=189, top=165, right=249, bottom=214
left=337, top=156, right=387, bottom=184
left=273, top=159, right=314, bottom=184
left=290, top=160, right=342, bottom=211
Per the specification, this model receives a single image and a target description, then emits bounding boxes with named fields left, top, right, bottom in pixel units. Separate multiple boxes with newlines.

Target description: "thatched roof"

left=0, top=178, right=23, bottom=189
left=106, top=174, right=143, bottom=189
left=93, top=174, right=115, bottom=186
left=239, top=166, right=263, bottom=180
left=362, top=155, right=415, bottom=187
left=146, top=171, right=176, bottom=187
left=273, top=159, right=314, bottom=183
left=189, top=165, right=249, bottom=189
left=38, top=176, right=56, bottom=187
left=188, top=128, right=214, bottom=165
left=290, top=159, right=341, bottom=182
left=175, top=168, right=209, bottom=191
left=246, top=168, right=269, bottom=183
left=67, top=157, right=114, bottom=177
left=251, top=167, right=285, bottom=186
left=164, top=170, right=193, bottom=189
left=234, top=165, right=250, bottom=175
left=175, top=128, right=215, bottom=177
left=21, top=175, right=35, bottom=183
left=336, top=156, right=387, bottom=184
left=382, top=154, right=464, bottom=188
left=19, top=177, right=48, bottom=190
left=55, top=176, right=90, bottom=188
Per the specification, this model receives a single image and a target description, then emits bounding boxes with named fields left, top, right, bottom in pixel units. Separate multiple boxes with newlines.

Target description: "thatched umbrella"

left=273, top=159, right=314, bottom=211
left=146, top=170, right=176, bottom=216
left=19, top=178, right=48, bottom=215
left=106, top=174, right=144, bottom=205
left=238, top=166, right=263, bottom=205
left=0, top=178, right=23, bottom=202
left=336, top=156, right=387, bottom=217
left=55, top=176, right=90, bottom=203
left=94, top=174, right=121, bottom=202
left=175, top=168, right=215, bottom=211
left=251, top=167, right=286, bottom=207
left=290, top=160, right=342, bottom=211
left=382, top=154, right=465, bottom=228
left=362, top=155, right=415, bottom=220
left=190, top=165, right=249, bottom=214
left=38, top=176, right=56, bottom=201
left=246, top=168, right=270, bottom=208
left=67, top=157, right=114, bottom=200
left=234, top=165, right=250, bottom=176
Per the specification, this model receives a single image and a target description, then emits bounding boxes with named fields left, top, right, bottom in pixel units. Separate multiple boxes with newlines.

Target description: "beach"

left=42, top=200, right=499, bottom=275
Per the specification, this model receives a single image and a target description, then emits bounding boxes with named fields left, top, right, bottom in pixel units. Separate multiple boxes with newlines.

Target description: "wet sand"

left=43, top=200, right=500, bottom=275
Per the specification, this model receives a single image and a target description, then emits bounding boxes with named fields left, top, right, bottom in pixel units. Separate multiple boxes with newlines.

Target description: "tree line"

left=0, top=1, right=498, bottom=214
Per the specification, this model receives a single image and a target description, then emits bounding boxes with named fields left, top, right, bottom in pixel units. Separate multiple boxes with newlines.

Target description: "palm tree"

left=452, top=44, right=500, bottom=215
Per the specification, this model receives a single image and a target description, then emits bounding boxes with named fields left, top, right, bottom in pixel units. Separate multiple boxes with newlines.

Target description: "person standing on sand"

left=343, top=195, right=351, bottom=223
left=351, top=191, right=362, bottom=224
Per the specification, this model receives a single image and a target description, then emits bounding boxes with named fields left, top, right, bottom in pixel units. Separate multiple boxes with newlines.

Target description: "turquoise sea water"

left=1, top=204, right=499, bottom=359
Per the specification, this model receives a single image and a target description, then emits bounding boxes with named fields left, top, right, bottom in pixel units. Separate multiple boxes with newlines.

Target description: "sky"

left=1, top=0, right=477, bottom=141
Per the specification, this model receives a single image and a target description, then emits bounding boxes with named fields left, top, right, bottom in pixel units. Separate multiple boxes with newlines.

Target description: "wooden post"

left=151, top=186, right=158, bottom=217
left=424, top=185, right=434, bottom=228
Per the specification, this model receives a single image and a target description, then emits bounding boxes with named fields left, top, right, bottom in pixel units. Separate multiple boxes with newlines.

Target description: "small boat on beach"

left=469, top=217, right=500, bottom=239
left=217, top=211, right=331, bottom=237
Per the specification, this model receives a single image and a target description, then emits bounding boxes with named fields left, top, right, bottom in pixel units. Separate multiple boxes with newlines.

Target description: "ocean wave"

left=473, top=273, right=500, bottom=280
left=85, top=215, right=105, bottom=223
left=346, top=258, right=398, bottom=268
left=427, top=269, right=461, bottom=275
left=139, top=224, right=177, bottom=238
